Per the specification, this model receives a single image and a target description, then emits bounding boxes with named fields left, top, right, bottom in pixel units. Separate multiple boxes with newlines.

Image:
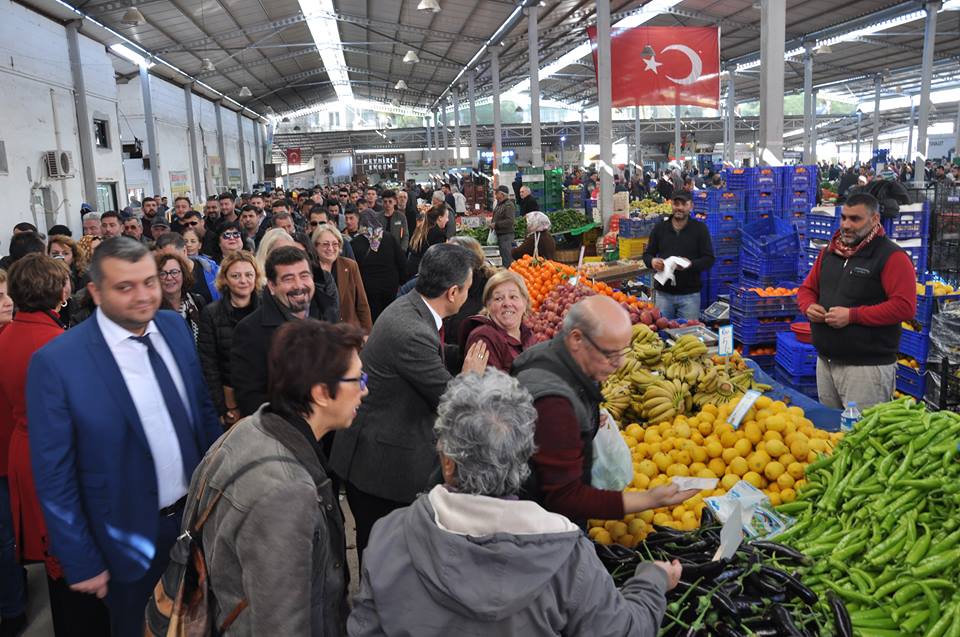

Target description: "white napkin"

left=653, top=256, right=692, bottom=287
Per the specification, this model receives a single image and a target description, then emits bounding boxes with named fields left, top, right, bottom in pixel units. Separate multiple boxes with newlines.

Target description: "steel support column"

left=140, top=65, right=162, bottom=196
left=635, top=106, right=641, bottom=166
left=872, top=75, right=882, bottom=157
left=214, top=102, right=229, bottom=192
left=441, top=103, right=449, bottom=172
left=810, top=89, right=818, bottom=164
left=596, top=0, right=614, bottom=227
left=491, top=49, right=502, bottom=184
left=424, top=115, right=432, bottom=166
left=66, top=20, right=98, bottom=209
left=803, top=44, right=814, bottom=163
left=674, top=108, right=682, bottom=163
left=855, top=110, right=863, bottom=166
left=759, top=0, right=786, bottom=164
left=468, top=72, right=478, bottom=166
left=914, top=1, right=940, bottom=185
left=252, top=121, right=264, bottom=184
left=907, top=98, right=916, bottom=169
left=184, top=85, right=203, bottom=198
left=237, top=112, right=249, bottom=192
left=725, top=69, right=736, bottom=165
left=528, top=6, right=542, bottom=167
left=579, top=109, right=586, bottom=165
left=954, top=102, right=960, bottom=164
left=453, top=86, right=461, bottom=165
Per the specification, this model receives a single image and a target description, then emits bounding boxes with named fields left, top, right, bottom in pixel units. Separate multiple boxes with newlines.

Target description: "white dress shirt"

left=96, top=309, right=190, bottom=508
left=420, top=295, right=443, bottom=332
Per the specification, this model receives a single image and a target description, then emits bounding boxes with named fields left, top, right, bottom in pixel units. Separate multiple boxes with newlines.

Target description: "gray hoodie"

left=348, top=485, right=668, bottom=636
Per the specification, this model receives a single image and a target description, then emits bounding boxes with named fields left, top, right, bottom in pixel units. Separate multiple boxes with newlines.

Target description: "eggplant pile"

left=595, top=509, right=849, bottom=637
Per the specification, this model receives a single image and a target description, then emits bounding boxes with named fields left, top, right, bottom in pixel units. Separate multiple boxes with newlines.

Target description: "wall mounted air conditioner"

left=43, top=151, right=75, bottom=179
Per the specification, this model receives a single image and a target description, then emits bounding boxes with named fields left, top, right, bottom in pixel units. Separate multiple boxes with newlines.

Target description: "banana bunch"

left=632, top=342, right=664, bottom=367
left=697, top=363, right=720, bottom=394
left=641, top=378, right=692, bottom=424
left=693, top=378, right=740, bottom=408
left=631, top=323, right=659, bottom=346
left=665, top=358, right=706, bottom=387
left=601, top=381, right=632, bottom=421
left=668, top=334, right=709, bottom=362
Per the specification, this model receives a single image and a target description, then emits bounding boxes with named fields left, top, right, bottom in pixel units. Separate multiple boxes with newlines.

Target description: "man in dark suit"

left=231, top=246, right=339, bottom=417
left=330, top=243, right=489, bottom=560
left=26, top=237, right=222, bottom=636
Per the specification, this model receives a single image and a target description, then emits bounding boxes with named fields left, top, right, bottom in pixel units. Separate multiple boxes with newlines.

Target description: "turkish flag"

left=587, top=26, right=720, bottom=108
left=285, top=148, right=302, bottom=165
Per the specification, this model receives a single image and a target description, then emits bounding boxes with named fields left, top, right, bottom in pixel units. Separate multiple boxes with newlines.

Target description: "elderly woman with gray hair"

left=348, top=369, right=680, bottom=637
left=512, top=210, right=556, bottom=260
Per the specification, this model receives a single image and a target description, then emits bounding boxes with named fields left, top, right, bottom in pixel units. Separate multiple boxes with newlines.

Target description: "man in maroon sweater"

left=513, top=296, right=698, bottom=525
left=797, top=193, right=916, bottom=409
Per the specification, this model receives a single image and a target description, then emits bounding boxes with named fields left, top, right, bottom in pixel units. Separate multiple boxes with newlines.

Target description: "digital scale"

left=662, top=325, right=720, bottom=356
left=702, top=300, right=730, bottom=322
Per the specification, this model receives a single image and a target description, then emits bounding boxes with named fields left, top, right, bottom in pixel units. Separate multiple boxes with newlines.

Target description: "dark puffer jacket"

left=198, top=294, right=260, bottom=416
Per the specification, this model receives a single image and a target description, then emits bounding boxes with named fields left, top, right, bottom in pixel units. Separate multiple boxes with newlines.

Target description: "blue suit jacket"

left=26, top=310, right=222, bottom=584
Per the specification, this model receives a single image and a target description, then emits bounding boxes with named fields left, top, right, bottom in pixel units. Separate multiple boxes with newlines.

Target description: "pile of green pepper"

left=596, top=508, right=845, bottom=636
left=775, top=397, right=960, bottom=637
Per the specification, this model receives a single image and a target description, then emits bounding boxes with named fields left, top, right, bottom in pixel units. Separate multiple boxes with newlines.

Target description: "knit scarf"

left=828, top=222, right=885, bottom=259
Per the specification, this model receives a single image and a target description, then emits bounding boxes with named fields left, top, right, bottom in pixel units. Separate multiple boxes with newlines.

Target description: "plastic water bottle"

left=840, top=402, right=861, bottom=433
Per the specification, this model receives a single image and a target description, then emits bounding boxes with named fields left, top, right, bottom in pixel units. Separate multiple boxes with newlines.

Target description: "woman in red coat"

left=460, top=270, right=538, bottom=373
left=0, top=254, right=109, bottom=634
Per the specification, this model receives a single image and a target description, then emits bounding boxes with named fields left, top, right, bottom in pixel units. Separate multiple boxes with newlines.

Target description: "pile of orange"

left=510, top=255, right=576, bottom=310
left=747, top=286, right=799, bottom=297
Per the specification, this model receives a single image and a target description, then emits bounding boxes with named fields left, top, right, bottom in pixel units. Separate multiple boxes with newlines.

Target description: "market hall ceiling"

left=17, top=0, right=960, bottom=117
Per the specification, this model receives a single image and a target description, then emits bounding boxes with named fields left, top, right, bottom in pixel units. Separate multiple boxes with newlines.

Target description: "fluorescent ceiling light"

left=201, top=58, right=216, bottom=72
left=417, top=0, right=441, bottom=12
left=300, top=0, right=353, bottom=102
left=395, top=79, right=408, bottom=90
left=121, top=7, right=146, bottom=25
left=109, top=43, right=154, bottom=68
left=403, top=50, right=420, bottom=64
left=238, top=86, right=253, bottom=98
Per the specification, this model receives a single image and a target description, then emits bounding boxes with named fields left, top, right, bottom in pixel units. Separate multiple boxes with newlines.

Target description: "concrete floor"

left=18, top=494, right=361, bottom=636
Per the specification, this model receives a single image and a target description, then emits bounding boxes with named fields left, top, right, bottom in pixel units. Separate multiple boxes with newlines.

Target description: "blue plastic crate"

left=715, top=240, right=740, bottom=257
left=730, top=287, right=799, bottom=318
left=775, top=331, right=818, bottom=377
left=731, top=314, right=795, bottom=344
left=785, top=165, right=818, bottom=192
left=711, top=262, right=741, bottom=279
left=774, top=364, right=819, bottom=400
left=751, top=354, right=776, bottom=372
left=897, top=365, right=926, bottom=399
left=916, top=285, right=960, bottom=326
left=693, top=190, right=742, bottom=214
left=883, top=203, right=929, bottom=240
left=899, top=326, right=929, bottom=363
left=783, top=191, right=812, bottom=214
left=742, top=189, right=783, bottom=214
left=619, top=217, right=658, bottom=238
left=806, top=215, right=838, bottom=241
left=740, top=271, right=800, bottom=290
left=740, top=252, right=799, bottom=279
left=898, top=244, right=927, bottom=275
left=715, top=254, right=739, bottom=268
left=725, top=167, right=780, bottom=192
left=741, top=218, right=800, bottom=257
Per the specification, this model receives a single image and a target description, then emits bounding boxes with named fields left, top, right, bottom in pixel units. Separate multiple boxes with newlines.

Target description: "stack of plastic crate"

left=797, top=206, right=840, bottom=280
left=884, top=202, right=930, bottom=277
left=739, top=218, right=800, bottom=289
left=544, top=168, right=564, bottom=212
left=694, top=190, right=741, bottom=307
left=522, top=167, right=545, bottom=211
left=726, top=167, right=783, bottom=225
left=897, top=279, right=960, bottom=399
left=774, top=331, right=819, bottom=400
left=729, top=287, right=800, bottom=371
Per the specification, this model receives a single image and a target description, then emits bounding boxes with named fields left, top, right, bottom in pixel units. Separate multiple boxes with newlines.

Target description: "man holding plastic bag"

left=513, top=295, right=699, bottom=527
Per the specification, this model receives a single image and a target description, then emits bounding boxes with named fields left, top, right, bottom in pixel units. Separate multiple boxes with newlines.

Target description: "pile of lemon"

left=587, top=395, right=841, bottom=547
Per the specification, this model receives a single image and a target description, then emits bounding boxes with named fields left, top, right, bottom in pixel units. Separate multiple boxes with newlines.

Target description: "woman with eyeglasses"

left=313, top=224, right=372, bottom=331
left=198, top=252, right=263, bottom=428
left=155, top=252, right=207, bottom=343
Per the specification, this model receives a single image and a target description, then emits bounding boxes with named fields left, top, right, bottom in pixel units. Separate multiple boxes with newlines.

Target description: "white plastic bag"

left=591, top=409, right=633, bottom=490
left=486, top=228, right=497, bottom=246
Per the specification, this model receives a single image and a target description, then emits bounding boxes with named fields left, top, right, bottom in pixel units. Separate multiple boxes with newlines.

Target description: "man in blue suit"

left=26, top=237, right=222, bottom=636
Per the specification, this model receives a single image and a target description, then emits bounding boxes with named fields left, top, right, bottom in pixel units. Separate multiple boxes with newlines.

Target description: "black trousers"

left=105, top=510, right=181, bottom=637
left=345, top=483, right=406, bottom=568
left=47, top=575, right=111, bottom=637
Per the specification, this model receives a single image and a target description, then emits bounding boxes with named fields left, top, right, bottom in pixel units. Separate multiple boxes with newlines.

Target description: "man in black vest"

left=798, top=193, right=917, bottom=409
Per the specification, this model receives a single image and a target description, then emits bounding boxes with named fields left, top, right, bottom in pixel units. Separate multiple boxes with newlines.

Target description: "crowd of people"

left=0, top=180, right=699, bottom=637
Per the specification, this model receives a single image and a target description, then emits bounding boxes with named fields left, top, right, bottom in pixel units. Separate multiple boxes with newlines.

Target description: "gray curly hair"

left=434, top=369, right=538, bottom=497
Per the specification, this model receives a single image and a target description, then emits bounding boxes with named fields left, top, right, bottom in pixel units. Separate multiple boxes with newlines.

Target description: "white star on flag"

left=643, top=55, right=662, bottom=74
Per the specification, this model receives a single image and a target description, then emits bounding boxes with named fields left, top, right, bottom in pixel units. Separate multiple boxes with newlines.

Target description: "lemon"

left=594, top=529, right=613, bottom=545
left=790, top=437, right=810, bottom=460
left=633, top=473, right=651, bottom=489
left=748, top=450, right=771, bottom=473
left=765, top=414, right=786, bottom=432
left=697, top=467, right=717, bottom=479
left=765, top=439, right=788, bottom=458
left=638, top=459, right=658, bottom=478
left=628, top=519, right=646, bottom=536
left=777, top=473, right=795, bottom=489
left=734, top=438, right=753, bottom=457
left=671, top=505, right=687, bottom=519
left=787, top=462, right=806, bottom=480
left=779, top=453, right=797, bottom=467
left=674, top=422, right=692, bottom=439
left=691, top=446, right=708, bottom=463
left=768, top=492, right=782, bottom=506
left=691, top=431, right=705, bottom=445
left=633, top=442, right=650, bottom=460
left=729, top=457, right=749, bottom=476
left=701, top=403, right=719, bottom=416
left=720, top=431, right=739, bottom=449
left=667, top=464, right=690, bottom=477
left=705, top=440, right=723, bottom=458
left=638, top=510, right=655, bottom=523
left=653, top=512, right=671, bottom=525
left=604, top=520, right=620, bottom=532
left=764, top=461, right=785, bottom=481
left=722, top=448, right=740, bottom=464
left=648, top=442, right=663, bottom=455
left=771, top=400, right=788, bottom=413
left=754, top=395, right=773, bottom=410
left=618, top=534, right=636, bottom=547
left=720, top=474, right=740, bottom=490
left=609, top=521, right=628, bottom=538
left=622, top=435, right=638, bottom=448
left=653, top=452, right=672, bottom=472
left=708, top=458, right=727, bottom=477
left=689, top=462, right=707, bottom=474
left=743, top=421, right=763, bottom=444
left=681, top=511, right=698, bottom=530
left=660, top=438, right=675, bottom=453
left=780, top=488, right=797, bottom=503
left=743, top=471, right=764, bottom=488
left=644, top=429, right=662, bottom=444
left=625, top=423, right=644, bottom=439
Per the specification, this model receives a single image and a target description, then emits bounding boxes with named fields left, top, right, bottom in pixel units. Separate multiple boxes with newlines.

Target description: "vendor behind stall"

left=641, top=191, right=715, bottom=321
left=512, top=211, right=556, bottom=261
left=797, top=192, right=916, bottom=410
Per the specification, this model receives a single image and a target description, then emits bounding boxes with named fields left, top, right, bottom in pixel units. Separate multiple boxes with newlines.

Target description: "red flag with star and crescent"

left=587, top=26, right=720, bottom=108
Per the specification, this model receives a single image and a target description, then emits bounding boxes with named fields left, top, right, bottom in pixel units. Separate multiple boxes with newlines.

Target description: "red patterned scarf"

left=828, top=222, right=885, bottom=259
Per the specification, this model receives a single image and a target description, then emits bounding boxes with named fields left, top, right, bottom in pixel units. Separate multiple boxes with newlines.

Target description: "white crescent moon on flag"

left=661, top=44, right=702, bottom=86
